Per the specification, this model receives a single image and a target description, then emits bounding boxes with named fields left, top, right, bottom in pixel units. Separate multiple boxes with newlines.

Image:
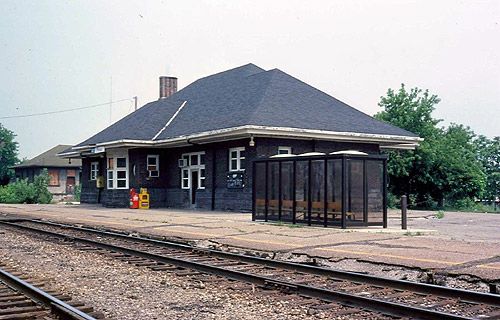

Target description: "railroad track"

left=0, top=261, right=101, bottom=320
left=1, top=218, right=499, bottom=320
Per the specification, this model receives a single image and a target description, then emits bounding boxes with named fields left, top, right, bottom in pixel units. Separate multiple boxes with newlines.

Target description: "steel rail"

left=0, top=266, right=96, bottom=320
left=0, top=220, right=483, bottom=320
left=18, top=218, right=500, bottom=307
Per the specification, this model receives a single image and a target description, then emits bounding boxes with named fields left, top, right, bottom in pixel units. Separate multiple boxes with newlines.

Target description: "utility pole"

left=133, top=96, right=138, bottom=111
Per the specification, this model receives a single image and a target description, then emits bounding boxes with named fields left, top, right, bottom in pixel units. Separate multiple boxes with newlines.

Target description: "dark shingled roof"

left=14, top=145, right=82, bottom=168
left=75, top=63, right=417, bottom=147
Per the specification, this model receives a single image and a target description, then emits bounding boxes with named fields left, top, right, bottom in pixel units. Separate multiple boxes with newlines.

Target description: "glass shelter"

left=252, top=153, right=388, bottom=228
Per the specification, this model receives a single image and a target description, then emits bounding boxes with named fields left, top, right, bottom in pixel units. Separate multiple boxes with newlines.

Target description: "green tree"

left=375, top=84, right=441, bottom=206
left=432, top=124, right=485, bottom=203
left=0, top=123, right=19, bottom=185
left=375, top=84, right=485, bottom=208
left=475, top=135, right=500, bottom=202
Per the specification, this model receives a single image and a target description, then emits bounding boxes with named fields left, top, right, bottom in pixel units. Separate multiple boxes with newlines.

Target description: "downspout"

left=211, top=148, right=216, bottom=211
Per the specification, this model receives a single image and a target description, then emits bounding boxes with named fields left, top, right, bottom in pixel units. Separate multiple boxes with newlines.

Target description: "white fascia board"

left=71, top=139, right=155, bottom=151
left=69, top=125, right=422, bottom=152
left=380, top=143, right=419, bottom=150
left=57, top=151, right=80, bottom=158
left=156, top=125, right=422, bottom=145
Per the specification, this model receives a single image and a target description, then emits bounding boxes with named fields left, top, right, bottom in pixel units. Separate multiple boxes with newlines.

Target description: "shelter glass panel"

left=254, top=162, right=266, bottom=219
left=310, top=160, right=325, bottom=224
left=367, top=160, right=384, bottom=224
left=280, top=161, right=294, bottom=221
left=327, top=159, right=342, bottom=225
left=295, top=161, right=309, bottom=223
left=346, top=159, right=364, bottom=224
left=268, top=162, right=280, bottom=220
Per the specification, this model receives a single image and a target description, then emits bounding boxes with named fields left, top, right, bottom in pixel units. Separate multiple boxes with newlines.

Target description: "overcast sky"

left=1, top=0, right=499, bottom=159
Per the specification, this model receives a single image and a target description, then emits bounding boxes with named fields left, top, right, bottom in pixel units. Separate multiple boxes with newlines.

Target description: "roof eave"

left=67, top=125, right=421, bottom=154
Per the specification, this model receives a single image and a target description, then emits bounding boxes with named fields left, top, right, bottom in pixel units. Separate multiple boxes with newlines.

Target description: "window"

left=199, top=168, right=206, bottom=188
left=147, top=155, right=159, bottom=177
left=229, top=147, right=245, bottom=171
left=48, top=169, right=59, bottom=186
left=107, top=158, right=114, bottom=189
left=182, top=169, right=189, bottom=188
left=90, top=162, right=99, bottom=180
left=180, top=151, right=205, bottom=190
left=107, top=150, right=128, bottom=189
left=278, top=146, right=292, bottom=155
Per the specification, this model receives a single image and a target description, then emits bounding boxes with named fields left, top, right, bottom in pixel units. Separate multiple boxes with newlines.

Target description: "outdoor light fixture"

left=249, top=135, right=255, bottom=147
left=68, top=158, right=72, bottom=164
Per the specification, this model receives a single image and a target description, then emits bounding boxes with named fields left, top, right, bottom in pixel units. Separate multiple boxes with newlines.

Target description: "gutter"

left=59, top=125, right=422, bottom=158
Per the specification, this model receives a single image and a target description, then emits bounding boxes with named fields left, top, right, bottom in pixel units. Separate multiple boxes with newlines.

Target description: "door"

left=66, top=177, right=76, bottom=194
left=191, top=170, right=199, bottom=205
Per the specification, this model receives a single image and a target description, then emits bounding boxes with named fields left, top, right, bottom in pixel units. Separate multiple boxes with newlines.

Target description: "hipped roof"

left=69, top=64, right=419, bottom=152
left=14, top=145, right=82, bottom=168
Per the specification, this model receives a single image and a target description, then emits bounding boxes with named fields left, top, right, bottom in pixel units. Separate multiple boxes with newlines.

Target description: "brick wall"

left=80, top=138, right=380, bottom=211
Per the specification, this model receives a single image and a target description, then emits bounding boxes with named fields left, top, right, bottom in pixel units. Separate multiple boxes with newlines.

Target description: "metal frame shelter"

left=252, top=153, right=388, bottom=228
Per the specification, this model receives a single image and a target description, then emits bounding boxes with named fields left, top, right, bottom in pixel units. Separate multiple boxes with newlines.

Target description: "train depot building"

left=59, top=64, right=421, bottom=227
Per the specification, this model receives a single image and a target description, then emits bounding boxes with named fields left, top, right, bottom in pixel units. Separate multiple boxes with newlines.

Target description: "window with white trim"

left=199, top=168, right=206, bottom=188
left=107, top=150, right=129, bottom=189
left=182, top=168, right=189, bottom=189
left=180, top=151, right=205, bottom=190
left=229, top=147, right=245, bottom=171
left=90, top=161, right=99, bottom=180
left=278, top=146, right=292, bottom=155
left=147, top=155, right=159, bottom=177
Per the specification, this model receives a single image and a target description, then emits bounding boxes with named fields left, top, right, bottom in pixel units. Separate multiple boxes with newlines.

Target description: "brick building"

left=14, top=145, right=81, bottom=201
left=59, top=64, right=420, bottom=212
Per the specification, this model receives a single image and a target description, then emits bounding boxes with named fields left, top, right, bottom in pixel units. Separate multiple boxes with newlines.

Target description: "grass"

left=269, top=221, right=303, bottom=228
left=404, top=231, right=423, bottom=236
left=435, top=210, right=445, bottom=219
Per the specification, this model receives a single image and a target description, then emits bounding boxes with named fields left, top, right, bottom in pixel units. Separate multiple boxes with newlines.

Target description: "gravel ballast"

left=0, top=228, right=374, bottom=320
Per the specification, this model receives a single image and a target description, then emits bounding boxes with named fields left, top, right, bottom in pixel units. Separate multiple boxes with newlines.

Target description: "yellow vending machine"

left=139, top=188, right=150, bottom=210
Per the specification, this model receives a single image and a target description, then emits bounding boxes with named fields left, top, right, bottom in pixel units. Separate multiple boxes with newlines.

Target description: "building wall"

left=14, top=166, right=81, bottom=200
left=80, top=138, right=380, bottom=211
left=81, top=157, right=106, bottom=204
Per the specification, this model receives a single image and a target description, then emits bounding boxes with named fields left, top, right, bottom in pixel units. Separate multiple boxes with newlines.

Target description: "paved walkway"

left=0, top=203, right=498, bottom=281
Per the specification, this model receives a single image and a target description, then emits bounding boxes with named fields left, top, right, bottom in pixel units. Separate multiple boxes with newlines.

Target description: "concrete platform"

left=0, top=203, right=498, bottom=281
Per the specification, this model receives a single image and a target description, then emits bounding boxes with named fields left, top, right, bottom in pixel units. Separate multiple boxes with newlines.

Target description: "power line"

left=0, top=98, right=133, bottom=120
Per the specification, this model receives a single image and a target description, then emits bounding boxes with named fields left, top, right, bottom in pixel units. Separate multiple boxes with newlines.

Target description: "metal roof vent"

left=297, top=152, right=326, bottom=157
left=270, top=154, right=297, bottom=158
left=329, top=150, right=368, bottom=156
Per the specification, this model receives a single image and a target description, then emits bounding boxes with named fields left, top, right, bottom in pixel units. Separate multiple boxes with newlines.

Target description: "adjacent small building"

left=60, top=63, right=421, bottom=226
left=14, top=145, right=82, bottom=201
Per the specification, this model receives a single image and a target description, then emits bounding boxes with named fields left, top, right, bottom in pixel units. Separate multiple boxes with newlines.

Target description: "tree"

left=432, top=124, right=485, bottom=203
left=0, top=123, right=19, bottom=185
left=376, top=84, right=442, bottom=138
left=375, top=84, right=485, bottom=208
left=375, top=84, right=441, bottom=206
left=475, top=135, right=500, bottom=202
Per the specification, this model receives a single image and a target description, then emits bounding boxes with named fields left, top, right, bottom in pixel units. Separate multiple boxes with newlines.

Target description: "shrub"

left=435, top=210, right=445, bottom=219
left=0, top=179, right=35, bottom=203
left=74, top=184, right=81, bottom=202
left=447, top=198, right=498, bottom=213
left=0, top=169, right=52, bottom=204
left=387, top=192, right=399, bottom=209
left=32, top=169, right=52, bottom=204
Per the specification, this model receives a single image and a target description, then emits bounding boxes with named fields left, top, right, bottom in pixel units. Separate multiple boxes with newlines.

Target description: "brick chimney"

left=159, top=76, right=177, bottom=99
